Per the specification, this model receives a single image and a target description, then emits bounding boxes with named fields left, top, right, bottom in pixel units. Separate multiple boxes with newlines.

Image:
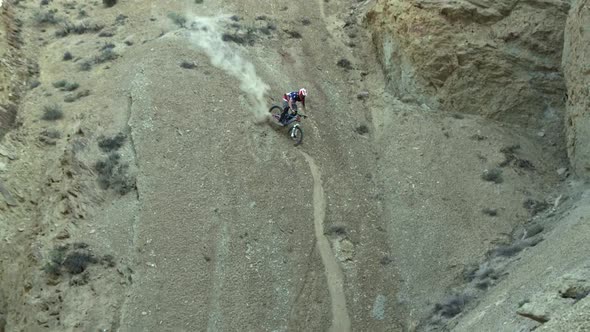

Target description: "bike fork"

left=290, top=124, right=299, bottom=137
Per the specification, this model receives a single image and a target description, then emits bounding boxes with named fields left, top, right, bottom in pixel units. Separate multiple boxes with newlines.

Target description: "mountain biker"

left=279, top=88, right=307, bottom=125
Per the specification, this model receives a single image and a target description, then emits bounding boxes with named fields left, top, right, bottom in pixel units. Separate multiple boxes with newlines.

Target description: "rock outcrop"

left=563, top=0, right=590, bottom=179
left=0, top=0, right=24, bottom=137
left=367, top=0, right=569, bottom=128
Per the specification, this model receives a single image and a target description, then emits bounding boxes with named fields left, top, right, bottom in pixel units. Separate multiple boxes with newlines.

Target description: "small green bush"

left=115, top=14, right=128, bottom=25
left=41, top=129, right=61, bottom=139
left=489, top=237, right=543, bottom=258
left=32, top=9, right=60, bottom=25
left=380, top=256, right=393, bottom=265
left=523, top=199, right=549, bottom=216
left=101, top=254, right=116, bottom=267
left=56, top=21, right=104, bottom=37
left=43, top=244, right=115, bottom=281
left=52, top=79, right=67, bottom=88
left=39, top=129, right=62, bottom=145
left=79, top=60, right=93, bottom=71
left=258, top=27, right=271, bottom=35
left=63, top=251, right=98, bottom=274
left=285, top=30, right=302, bottom=39
left=168, top=12, right=187, bottom=28
left=98, top=133, right=126, bottom=152
left=560, top=287, right=590, bottom=301
left=41, top=104, right=63, bottom=121
left=470, top=134, right=487, bottom=141
left=103, top=0, right=117, bottom=7
left=100, top=43, right=115, bottom=51
left=337, top=58, right=353, bottom=70
left=64, top=89, right=90, bottom=103
left=29, top=80, right=41, bottom=89
left=98, top=31, right=115, bottom=37
left=94, top=48, right=118, bottom=64
left=481, top=168, right=503, bottom=184
left=53, top=80, right=79, bottom=91
left=482, top=208, right=498, bottom=216
left=95, top=153, right=135, bottom=195
left=324, top=224, right=347, bottom=236
left=355, top=124, right=369, bottom=135
left=43, top=246, right=68, bottom=276
left=180, top=61, right=196, bottom=69
left=63, top=82, right=79, bottom=91
left=433, top=293, right=470, bottom=318
left=63, top=51, right=73, bottom=61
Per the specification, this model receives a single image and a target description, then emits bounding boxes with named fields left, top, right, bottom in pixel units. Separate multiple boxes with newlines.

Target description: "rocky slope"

left=367, top=0, right=568, bottom=132
left=0, top=0, right=23, bottom=135
left=0, top=0, right=588, bottom=331
left=563, top=0, right=590, bottom=179
left=368, top=0, right=590, bottom=330
left=0, top=0, right=396, bottom=330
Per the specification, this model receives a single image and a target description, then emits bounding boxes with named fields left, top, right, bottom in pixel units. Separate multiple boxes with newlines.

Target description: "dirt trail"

left=317, top=0, right=327, bottom=22
left=301, top=151, right=351, bottom=332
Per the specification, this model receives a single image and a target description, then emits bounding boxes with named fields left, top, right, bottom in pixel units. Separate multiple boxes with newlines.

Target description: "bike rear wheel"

left=290, top=125, right=303, bottom=146
left=269, top=105, right=282, bottom=121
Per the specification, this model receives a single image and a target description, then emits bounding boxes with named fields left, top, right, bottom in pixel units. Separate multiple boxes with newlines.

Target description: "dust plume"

left=187, top=16, right=270, bottom=123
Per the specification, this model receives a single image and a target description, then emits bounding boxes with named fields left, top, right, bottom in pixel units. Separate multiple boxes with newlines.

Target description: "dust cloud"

left=187, top=16, right=270, bottom=123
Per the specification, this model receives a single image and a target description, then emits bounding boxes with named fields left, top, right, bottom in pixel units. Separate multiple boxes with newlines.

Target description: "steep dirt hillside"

left=367, top=0, right=590, bottom=330
left=114, top=1, right=396, bottom=330
left=0, top=0, right=588, bottom=331
left=0, top=0, right=395, bottom=330
left=449, top=181, right=590, bottom=331
left=371, top=101, right=568, bottom=329
left=0, top=0, right=23, bottom=135
left=563, top=0, right=590, bottom=179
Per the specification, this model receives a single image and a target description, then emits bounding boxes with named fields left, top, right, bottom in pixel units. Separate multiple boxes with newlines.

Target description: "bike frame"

left=271, top=112, right=301, bottom=126
left=269, top=104, right=304, bottom=145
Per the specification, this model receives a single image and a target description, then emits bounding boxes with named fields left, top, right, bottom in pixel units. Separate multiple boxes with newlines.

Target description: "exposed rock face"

left=563, top=0, right=590, bottom=179
left=0, top=1, right=25, bottom=137
left=367, top=0, right=569, bottom=128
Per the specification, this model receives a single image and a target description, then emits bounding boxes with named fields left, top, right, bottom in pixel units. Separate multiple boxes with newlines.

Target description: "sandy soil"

left=0, top=0, right=578, bottom=331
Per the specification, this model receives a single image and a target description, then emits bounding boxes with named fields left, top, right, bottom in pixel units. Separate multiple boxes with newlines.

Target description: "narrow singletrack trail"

left=301, top=151, right=351, bottom=332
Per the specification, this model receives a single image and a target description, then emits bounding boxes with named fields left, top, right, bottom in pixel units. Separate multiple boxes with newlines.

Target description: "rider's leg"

left=284, top=104, right=297, bottom=124
left=279, top=100, right=289, bottom=124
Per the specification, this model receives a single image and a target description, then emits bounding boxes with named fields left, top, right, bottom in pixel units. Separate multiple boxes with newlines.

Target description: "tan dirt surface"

left=0, top=0, right=588, bottom=331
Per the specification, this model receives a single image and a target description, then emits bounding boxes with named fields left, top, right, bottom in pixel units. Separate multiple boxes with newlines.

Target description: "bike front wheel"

left=290, top=125, right=303, bottom=146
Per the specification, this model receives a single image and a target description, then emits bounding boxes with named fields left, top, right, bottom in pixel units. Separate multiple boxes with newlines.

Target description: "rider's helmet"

left=298, top=88, right=307, bottom=99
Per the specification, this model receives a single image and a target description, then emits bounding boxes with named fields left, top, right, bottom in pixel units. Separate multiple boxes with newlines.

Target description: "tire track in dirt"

left=316, top=0, right=339, bottom=43
left=300, top=151, right=351, bottom=332
left=206, top=216, right=229, bottom=332
left=317, top=0, right=326, bottom=21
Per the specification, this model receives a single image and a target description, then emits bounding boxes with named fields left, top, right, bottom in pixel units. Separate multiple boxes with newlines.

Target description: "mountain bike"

left=268, top=105, right=306, bottom=146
